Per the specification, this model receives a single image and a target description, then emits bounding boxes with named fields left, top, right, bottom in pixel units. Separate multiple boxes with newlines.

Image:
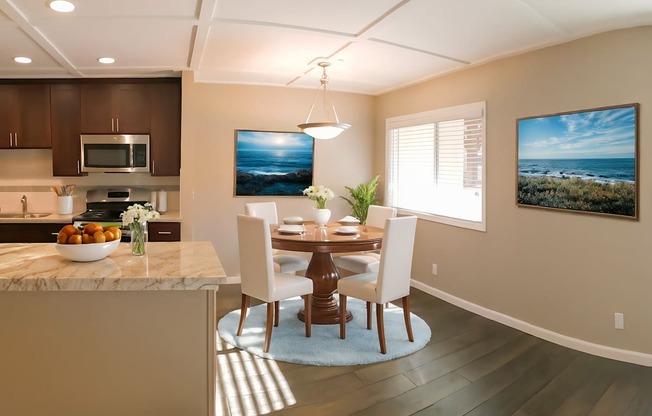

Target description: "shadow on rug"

left=217, top=297, right=431, bottom=366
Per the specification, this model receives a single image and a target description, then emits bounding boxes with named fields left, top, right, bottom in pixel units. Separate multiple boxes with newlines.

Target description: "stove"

left=73, top=188, right=151, bottom=241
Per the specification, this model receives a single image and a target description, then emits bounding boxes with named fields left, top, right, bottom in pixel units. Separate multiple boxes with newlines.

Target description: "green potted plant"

left=341, top=175, right=380, bottom=225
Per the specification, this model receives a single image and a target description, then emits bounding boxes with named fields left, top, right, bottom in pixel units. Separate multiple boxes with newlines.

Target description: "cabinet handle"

left=77, top=160, right=80, bottom=174
left=157, top=231, right=172, bottom=235
left=116, top=118, right=119, bottom=132
left=9, top=133, right=12, bottom=147
left=14, top=133, right=17, bottom=147
left=51, top=233, right=59, bottom=236
left=111, top=118, right=115, bottom=132
left=152, top=160, right=155, bottom=174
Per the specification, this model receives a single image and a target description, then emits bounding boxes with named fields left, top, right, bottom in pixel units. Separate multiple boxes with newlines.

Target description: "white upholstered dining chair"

left=333, top=205, right=397, bottom=274
left=236, top=214, right=313, bottom=353
left=245, top=202, right=309, bottom=273
left=337, top=215, right=418, bottom=354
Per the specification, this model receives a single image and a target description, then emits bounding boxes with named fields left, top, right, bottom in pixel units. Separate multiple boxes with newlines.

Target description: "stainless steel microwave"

left=80, top=134, right=150, bottom=173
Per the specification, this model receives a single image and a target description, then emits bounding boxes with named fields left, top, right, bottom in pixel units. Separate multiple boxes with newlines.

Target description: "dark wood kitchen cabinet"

left=0, top=84, right=51, bottom=149
left=148, top=222, right=181, bottom=241
left=149, top=82, right=181, bottom=176
left=0, top=223, right=67, bottom=243
left=51, top=84, right=87, bottom=176
left=80, top=83, right=150, bottom=134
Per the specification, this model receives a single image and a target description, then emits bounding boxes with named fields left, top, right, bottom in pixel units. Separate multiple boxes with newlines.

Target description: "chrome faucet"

left=21, top=195, right=27, bottom=214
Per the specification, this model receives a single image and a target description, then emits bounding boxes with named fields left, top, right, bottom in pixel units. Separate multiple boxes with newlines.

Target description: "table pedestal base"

left=297, top=252, right=352, bottom=325
left=297, top=293, right=352, bottom=324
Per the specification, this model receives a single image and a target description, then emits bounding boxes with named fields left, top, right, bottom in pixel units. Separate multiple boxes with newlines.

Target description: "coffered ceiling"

left=1, top=0, right=652, bottom=95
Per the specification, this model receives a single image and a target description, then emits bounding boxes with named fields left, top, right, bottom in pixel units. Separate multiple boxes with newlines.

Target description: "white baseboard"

left=411, top=280, right=652, bottom=367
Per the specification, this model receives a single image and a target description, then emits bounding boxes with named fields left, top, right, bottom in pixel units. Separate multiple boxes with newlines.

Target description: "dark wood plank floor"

left=215, top=285, right=652, bottom=416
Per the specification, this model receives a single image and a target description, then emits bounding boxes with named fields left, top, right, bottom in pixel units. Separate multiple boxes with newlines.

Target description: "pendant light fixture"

left=298, top=61, right=350, bottom=140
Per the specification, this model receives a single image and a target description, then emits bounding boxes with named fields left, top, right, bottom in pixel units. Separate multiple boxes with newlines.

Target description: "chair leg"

left=376, top=302, right=386, bottom=354
left=274, top=301, right=280, bottom=327
left=339, top=294, right=347, bottom=339
left=402, top=296, right=414, bottom=342
left=366, top=301, right=372, bottom=330
left=236, top=293, right=250, bottom=336
left=264, top=302, right=274, bottom=353
left=304, top=294, right=312, bottom=338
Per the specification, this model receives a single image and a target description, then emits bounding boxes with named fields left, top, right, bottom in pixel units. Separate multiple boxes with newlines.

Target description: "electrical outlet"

left=614, top=313, right=624, bottom=330
left=432, top=263, right=438, bottom=276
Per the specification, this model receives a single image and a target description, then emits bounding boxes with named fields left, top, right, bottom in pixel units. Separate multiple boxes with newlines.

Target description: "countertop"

left=0, top=210, right=181, bottom=224
left=0, top=241, right=225, bottom=291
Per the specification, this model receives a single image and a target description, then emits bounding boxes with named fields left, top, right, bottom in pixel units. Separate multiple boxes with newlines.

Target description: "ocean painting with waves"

left=517, top=104, right=638, bottom=218
left=235, top=130, right=314, bottom=196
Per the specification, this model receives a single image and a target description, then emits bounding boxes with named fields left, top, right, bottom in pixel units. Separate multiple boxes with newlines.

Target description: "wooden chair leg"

left=339, top=294, right=347, bottom=339
left=274, top=301, right=280, bottom=327
left=366, top=301, right=372, bottom=330
left=264, top=302, right=274, bottom=353
left=402, top=296, right=414, bottom=342
left=236, top=293, right=249, bottom=336
left=304, top=294, right=312, bottom=338
left=376, top=302, right=386, bottom=354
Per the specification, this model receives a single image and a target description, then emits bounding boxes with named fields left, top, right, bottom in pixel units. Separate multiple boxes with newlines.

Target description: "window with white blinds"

left=386, top=101, right=486, bottom=231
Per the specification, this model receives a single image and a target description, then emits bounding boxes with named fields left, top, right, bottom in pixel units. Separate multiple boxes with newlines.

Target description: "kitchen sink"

left=0, top=212, right=52, bottom=219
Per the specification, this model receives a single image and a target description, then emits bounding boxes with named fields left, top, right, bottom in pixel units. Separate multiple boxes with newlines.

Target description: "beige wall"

left=376, top=26, right=652, bottom=354
left=180, top=72, right=376, bottom=275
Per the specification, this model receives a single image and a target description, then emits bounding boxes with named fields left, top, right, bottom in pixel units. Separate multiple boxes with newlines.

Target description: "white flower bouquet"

left=121, top=203, right=160, bottom=226
left=303, top=185, right=335, bottom=209
left=121, top=203, right=160, bottom=255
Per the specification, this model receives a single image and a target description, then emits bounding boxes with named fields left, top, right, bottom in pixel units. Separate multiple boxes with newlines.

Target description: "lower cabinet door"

left=0, top=223, right=68, bottom=243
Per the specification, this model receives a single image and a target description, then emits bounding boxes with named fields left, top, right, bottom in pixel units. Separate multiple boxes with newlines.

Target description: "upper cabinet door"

left=15, top=84, right=51, bottom=148
left=81, top=83, right=150, bottom=134
left=113, top=84, right=150, bottom=133
left=0, top=86, right=13, bottom=149
left=0, top=84, right=51, bottom=149
left=81, top=84, right=113, bottom=133
left=149, top=82, right=181, bottom=176
left=51, top=84, right=84, bottom=176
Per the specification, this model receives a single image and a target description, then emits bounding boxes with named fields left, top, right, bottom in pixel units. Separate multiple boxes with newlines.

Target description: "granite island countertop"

left=0, top=241, right=225, bottom=291
left=0, top=210, right=181, bottom=224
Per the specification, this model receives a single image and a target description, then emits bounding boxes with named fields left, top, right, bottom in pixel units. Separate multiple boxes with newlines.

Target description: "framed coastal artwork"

left=516, top=103, right=638, bottom=219
left=234, top=130, right=314, bottom=196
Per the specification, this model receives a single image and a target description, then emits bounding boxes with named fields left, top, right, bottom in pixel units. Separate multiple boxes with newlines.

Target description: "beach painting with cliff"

left=235, top=130, right=314, bottom=196
left=517, top=104, right=638, bottom=219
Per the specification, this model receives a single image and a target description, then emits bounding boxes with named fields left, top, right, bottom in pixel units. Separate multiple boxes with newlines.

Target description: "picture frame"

left=516, top=103, right=639, bottom=219
left=234, top=130, right=314, bottom=196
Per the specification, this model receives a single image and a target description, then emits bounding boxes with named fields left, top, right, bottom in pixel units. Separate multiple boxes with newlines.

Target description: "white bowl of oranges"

left=55, top=223, right=122, bottom=262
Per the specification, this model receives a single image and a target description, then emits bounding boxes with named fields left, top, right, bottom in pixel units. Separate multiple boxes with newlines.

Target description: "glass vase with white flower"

left=121, top=203, right=160, bottom=255
left=303, top=185, right=335, bottom=226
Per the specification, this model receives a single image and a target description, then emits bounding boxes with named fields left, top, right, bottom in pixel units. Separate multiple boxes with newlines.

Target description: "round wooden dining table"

left=271, top=222, right=383, bottom=325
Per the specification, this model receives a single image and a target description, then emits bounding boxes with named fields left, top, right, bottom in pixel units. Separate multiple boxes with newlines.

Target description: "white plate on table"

left=335, top=226, right=359, bottom=235
left=278, top=225, right=306, bottom=234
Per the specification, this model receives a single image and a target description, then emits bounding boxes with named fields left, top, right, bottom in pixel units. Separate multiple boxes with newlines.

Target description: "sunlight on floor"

left=216, top=335, right=296, bottom=416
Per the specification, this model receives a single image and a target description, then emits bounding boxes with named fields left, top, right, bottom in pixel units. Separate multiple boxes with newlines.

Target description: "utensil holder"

left=58, top=196, right=73, bottom=215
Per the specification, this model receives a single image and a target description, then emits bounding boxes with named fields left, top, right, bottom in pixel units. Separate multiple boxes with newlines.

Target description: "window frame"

left=384, top=101, right=487, bottom=232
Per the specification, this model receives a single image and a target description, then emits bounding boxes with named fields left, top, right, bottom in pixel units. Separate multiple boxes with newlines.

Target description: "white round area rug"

left=217, top=297, right=431, bottom=366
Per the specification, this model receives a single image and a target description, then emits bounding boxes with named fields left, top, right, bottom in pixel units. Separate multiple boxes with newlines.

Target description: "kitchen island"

left=0, top=241, right=226, bottom=416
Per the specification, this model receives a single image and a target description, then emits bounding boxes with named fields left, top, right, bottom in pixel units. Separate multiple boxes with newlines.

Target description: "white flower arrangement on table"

left=121, top=203, right=160, bottom=226
left=303, top=185, right=335, bottom=209
left=121, top=203, right=160, bottom=255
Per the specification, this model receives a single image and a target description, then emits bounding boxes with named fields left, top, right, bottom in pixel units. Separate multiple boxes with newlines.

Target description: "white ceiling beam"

left=0, top=0, right=82, bottom=77
left=188, top=0, right=218, bottom=70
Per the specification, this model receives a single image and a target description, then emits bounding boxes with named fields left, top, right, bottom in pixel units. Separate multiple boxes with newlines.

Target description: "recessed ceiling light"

left=14, top=57, right=32, bottom=64
left=98, top=57, right=115, bottom=64
left=49, top=1, right=75, bottom=13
